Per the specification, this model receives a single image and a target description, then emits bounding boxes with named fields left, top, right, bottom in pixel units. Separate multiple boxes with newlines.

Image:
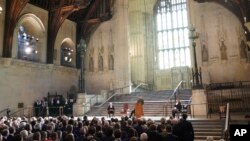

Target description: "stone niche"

left=192, top=2, right=250, bottom=83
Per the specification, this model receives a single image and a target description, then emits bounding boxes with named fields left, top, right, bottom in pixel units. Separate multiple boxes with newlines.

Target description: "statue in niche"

left=201, top=44, right=208, bottom=62
left=89, top=57, right=94, bottom=72
left=216, top=12, right=228, bottom=61
left=220, top=40, right=228, bottom=60
left=108, top=55, right=114, bottom=70
left=98, top=55, right=103, bottom=71
left=240, top=40, right=247, bottom=59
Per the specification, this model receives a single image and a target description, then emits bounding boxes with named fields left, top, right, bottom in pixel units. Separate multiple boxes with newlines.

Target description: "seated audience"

left=0, top=113, right=196, bottom=141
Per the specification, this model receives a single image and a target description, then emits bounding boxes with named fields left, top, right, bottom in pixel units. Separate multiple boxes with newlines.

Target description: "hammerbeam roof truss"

left=2, top=0, right=114, bottom=63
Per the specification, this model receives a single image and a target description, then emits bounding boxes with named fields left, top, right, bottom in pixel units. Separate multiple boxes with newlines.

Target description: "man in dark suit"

left=160, top=125, right=178, bottom=141
left=178, top=114, right=194, bottom=141
left=107, top=102, right=115, bottom=118
left=172, top=99, right=182, bottom=118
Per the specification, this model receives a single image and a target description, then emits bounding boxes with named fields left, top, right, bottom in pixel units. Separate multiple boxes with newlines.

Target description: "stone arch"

left=13, top=13, right=46, bottom=62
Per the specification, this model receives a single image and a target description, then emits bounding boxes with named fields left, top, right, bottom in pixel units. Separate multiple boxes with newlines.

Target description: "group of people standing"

left=33, top=96, right=75, bottom=117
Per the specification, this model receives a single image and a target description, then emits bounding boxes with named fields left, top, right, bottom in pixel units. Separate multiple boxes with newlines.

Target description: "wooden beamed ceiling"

left=2, top=0, right=113, bottom=63
left=194, top=0, right=250, bottom=40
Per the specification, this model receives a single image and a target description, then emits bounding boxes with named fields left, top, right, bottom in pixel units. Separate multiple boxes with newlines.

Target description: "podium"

left=135, top=103, right=144, bottom=119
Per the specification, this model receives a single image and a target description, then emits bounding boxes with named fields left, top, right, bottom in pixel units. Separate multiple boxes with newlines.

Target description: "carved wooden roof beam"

left=3, top=0, right=29, bottom=57
left=47, top=0, right=90, bottom=63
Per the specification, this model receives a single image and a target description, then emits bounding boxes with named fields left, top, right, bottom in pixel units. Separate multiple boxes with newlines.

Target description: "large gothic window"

left=156, top=0, right=191, bottom=69
left=18, top=26, right=39, bottom=61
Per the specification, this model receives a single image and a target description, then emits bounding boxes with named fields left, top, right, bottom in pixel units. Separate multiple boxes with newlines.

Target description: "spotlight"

left=64, top=56, right=68, bottom=61
left=0, top=6, right=2, bottom=14
left=22, top=33, right=27, bottom=39
left=25, top=47, right=32, bottom=54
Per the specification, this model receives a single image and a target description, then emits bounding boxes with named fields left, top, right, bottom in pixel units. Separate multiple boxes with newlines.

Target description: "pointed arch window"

left=61, top=46, right=74, bottom=67
left=155, top=0, right=190, bottom=69
left=18, top=26, right=39, bottom=61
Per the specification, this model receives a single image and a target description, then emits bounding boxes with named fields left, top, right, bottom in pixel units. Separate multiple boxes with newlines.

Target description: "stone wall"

left=0, top=58, right=78, bottom=111
left=0, top=2, right=79, bottom=111
left=191, top=1, right=250, bottom=83
left=128, top=0, right=156, bottom=87
left=85, top=0, right=130, bottom=94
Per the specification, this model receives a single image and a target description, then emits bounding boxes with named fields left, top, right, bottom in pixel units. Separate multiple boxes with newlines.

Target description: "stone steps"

left=86, top=89, right=192, bottom=116
left=191, top=120, right=224, bottom=141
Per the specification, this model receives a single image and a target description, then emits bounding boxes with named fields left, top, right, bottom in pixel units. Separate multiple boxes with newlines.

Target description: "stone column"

left=191, top=89, right=207, bottom=117
left=73, top=93, right=87, bottom=116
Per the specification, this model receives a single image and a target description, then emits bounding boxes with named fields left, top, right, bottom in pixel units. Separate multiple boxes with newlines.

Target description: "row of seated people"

left=0, top=114, right=195, bottom=141
left=108, top=99, right=188, bottom=119
left=107, top=97, right=144, bottom=119
left=33, top=96, right=75, bottom=117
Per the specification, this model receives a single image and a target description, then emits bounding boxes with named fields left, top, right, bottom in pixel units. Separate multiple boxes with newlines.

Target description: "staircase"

left=191, top=119, right=249, bottom=141
left=191, top=120, right=224, bottom=141
left=85, top=89, right=192, bottom=116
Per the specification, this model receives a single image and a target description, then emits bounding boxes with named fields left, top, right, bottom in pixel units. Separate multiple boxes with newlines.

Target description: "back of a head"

left=40, top=131, right=47, bottom=141
left=130, top=136, right=137, bottom=141
left=166, top=125, right=172, bottom=133
left=9, top=127, right=15, bottom=134
left=140, top=133, right=148, bottom=141
left=33, top=132, right=41, bottom=141
left=207, top=136, right=214, bottom=141
left=12, top=134, right=23, bottom=141
left=66, top=125, right=73, bottom=133
left=66, top=134, right=74, bottom=141
left=20, top=130, right=28, bottom=139
left=104, top=126, right=113, bottom=137
left=50, top=132, right=58, bottom=141
left=88, top=126, right=96, bottom=135
left=182, top=114, right=188, bottom=120
left=114, top=129, right=121, bottom=139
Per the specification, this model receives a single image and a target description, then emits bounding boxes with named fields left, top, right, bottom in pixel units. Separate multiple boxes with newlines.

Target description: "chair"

left=219, top=105, right=226, bottom=119
left=120, top=103, right=129, bottom=116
